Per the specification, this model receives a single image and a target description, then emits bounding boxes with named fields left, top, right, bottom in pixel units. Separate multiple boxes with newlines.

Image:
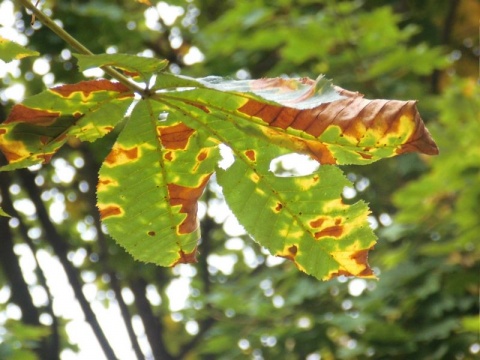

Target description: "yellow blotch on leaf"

left=104, top=145, right=140, bottom=167
left=322, top=198, right=348, bottom=212
left=377, top=115, right=413, bottom=147
left=294, top=174, right=320, bottom=191
left=98, top=203, right=124, bottom=220
left=278, top=224, right=303, bottom=239
left=250, top=172, right=261, bottom=183
left=272, top=202, right=283, bottom=212
left=275, top=244, right=306, bottom=272
left=0, top=136, right=32, bottom=163
left=327, top=241, right=376, bottom=280
left=97, top=176, right=118, bottom=192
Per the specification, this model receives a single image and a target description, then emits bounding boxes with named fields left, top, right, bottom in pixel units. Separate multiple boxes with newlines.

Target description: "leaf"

left=97, top=100, right=220, bottom=266
left=199, top=75, right=342, bottom=108
left=0, top=79, right=133, bottom=171
left=0, top=54, right=439, bottom=279
left=154, top=76, right=438, bottom=165
left=216, top=139, right=376, bottom=280
left=0, top=207, right=11, bottom=217
left=234, top=84, right=439, bottom=165
left=75, top=53, right=168, bottom=80
left=0, top=37, right=39, bottom=63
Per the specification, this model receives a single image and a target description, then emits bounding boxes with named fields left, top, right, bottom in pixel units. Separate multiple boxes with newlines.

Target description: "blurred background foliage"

left=0, top=0, right=478, bottom=359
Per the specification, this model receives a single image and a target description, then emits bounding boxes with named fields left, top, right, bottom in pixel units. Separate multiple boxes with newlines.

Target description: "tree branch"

left=0, top=172, right=60, bottom=359
left=16, top=0, right=146, bottom=94
left=18, top=169, right=118, bottom=360
left=0, top=173, right=49, bottom=359
left=130, top=278, right=174, bottom=360
left=431, top=0, right=461, bottom=93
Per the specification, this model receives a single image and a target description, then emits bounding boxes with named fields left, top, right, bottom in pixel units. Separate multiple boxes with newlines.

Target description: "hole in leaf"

left=269, top=153, right=319, bottom=177
left=218, top=144, right=234, bottom=170
left=158, top=111, right=169, bottom=122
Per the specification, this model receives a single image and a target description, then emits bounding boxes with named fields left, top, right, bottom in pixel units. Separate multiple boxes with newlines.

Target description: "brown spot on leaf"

left=357, top=267, right=374, bottom=277
left=147, top=231, right=156, bottom=236
left=357, top=151, right=373, bottom=160
left=104, top=146, right=139, bottom=166
left=183, top=101, right=210, bottom=113
left=197, top=150, right=208, bottom=162
left=5, top=105, right=60, bottom=125
left=50, top=79, right=131, bottom=98
left=245, top=150, right=256, bottom=162
left=36, top=153, right=54, bottom=164
left=351, top=249, right=374, bottom=277
left=171, top=248, right=198, bottom=266
left=305, top=140, right=337, bottom=165
left=275, top=202, right=283, bottom=211
left=314, top=225, right=343, bottom=239
left=164, top=151, right=173, bottom=161
left=310, top=217, right=326, bottom=228
left=97, top=178, right=116, bottom=192
left=328, top=269, right=354, bottom=279
left=288, top=245, right=297, bottom=256
left=157, top=123, right=195, bottom=150
left=270, top=107, right=301, bottom=129
left=99, top=205, right=123, bottom=219
left=278, top=245, right=298, bottom=262
left=350, top=249, right=369, bottom=265
left=122, top=70, right=140, bottom=78
left=167, top=175, right=211, bottom=234
left=238, top=100, right=267, bottom=119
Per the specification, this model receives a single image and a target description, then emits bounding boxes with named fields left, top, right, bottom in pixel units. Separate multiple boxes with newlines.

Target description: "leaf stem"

left=17, top=0, right=146, bottom=94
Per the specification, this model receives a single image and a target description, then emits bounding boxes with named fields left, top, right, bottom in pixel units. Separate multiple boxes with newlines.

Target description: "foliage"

left=1, top=46, right=438, bottom=280
left=0, top=0, right=478, bottom=359
left=0, top=36, right=38, bottom=62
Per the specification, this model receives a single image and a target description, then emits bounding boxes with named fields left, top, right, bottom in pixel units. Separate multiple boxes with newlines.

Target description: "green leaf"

left=75, top=53, right=168, bottom=80
left=0, top=57, right=439, bottom=279
left=0, top=37, right=39, bottom=63
left=0, top=80, right=133, bottom=171
left=461, top=315, right=480, bottom=333
left=0, top=207, right=11, bottom=217
left=97, top=100, right=219, bottom=266
left=216, top=139, right=376, bottom=280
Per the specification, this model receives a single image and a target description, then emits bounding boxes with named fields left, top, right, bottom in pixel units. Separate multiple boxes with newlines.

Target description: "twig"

left=17, top=0, right=146, bottom=94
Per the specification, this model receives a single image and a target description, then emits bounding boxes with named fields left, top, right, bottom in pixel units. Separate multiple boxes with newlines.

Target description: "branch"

left=18, top=169, right=118, bottom=360
left=0, top=173, right=49, bottom=359
left=0, top=172, right=60, bottom=359
left=431, top=0, right=460, bottom=93
left=130, top=278, right=175, bottom=360
left=16, top=0, right=146, bottom=94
